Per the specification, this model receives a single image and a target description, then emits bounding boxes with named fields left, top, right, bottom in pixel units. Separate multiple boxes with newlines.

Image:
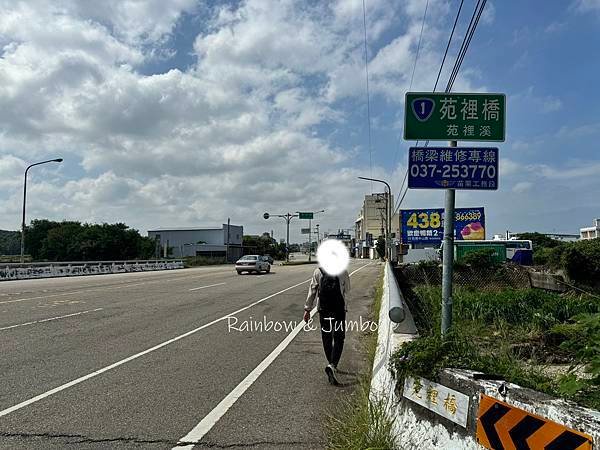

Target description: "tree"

left=24, top=219, right=154, bottom=261
left=0, top=230, right=20, bottom=255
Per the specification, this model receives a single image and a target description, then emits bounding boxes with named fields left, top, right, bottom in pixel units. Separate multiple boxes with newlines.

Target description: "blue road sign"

left=408, top=147, right=498, bottom=190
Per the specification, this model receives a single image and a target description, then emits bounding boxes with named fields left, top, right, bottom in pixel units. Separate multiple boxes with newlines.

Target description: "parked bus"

left=439, top=239, right=534, bottom=265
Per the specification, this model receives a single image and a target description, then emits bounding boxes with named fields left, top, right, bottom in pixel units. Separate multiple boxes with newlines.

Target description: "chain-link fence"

left=396, top=262, right=531, bottom=291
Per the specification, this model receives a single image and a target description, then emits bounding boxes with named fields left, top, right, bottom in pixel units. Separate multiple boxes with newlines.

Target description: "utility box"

left=455, top=243, right=506, bottom=264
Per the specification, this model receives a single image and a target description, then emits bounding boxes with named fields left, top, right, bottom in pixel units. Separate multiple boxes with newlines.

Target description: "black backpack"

left=318, top=268, right=345, bottom=312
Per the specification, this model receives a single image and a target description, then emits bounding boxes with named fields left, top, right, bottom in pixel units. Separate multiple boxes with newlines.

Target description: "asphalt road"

left=0, top=260, right=381, bottom=449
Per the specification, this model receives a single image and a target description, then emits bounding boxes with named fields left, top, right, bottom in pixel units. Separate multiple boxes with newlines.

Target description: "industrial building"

left=580, top=219, right=600, bottom=240
left=147, top=224, right=243, bottom=261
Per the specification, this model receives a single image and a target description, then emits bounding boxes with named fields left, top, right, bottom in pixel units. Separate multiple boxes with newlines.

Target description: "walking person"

left=303, top=266, right=350, bottom=385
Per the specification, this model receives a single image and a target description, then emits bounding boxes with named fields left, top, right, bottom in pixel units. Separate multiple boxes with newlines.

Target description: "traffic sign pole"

left=308, top=218, right=312, bottom=262
left=441, top=140, right=456, bottom=338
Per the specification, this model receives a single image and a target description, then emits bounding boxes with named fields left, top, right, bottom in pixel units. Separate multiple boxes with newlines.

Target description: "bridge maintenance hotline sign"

left=401, top=207, right=485, bottom=245
left=476, top=395, right=592, bottom=450
left=408, top=147, right=498, bottom=190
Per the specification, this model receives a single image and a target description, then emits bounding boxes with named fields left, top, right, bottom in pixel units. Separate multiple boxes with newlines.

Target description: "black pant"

left=319, top=310, right=346, bottom=367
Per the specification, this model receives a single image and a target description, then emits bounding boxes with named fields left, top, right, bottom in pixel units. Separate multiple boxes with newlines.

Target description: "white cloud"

left=572, top=0, right=600, bottom=13
left=512, top=181, right=532, bottom=193
left=481, top=2, right=496, bottom=25
left=541, top=97, right=562, bottom=113
left=510, top=87, right=562, bottom=116
left=556, top=122, right=600, bottom=138
left=2, top=0, right=582, bottom=243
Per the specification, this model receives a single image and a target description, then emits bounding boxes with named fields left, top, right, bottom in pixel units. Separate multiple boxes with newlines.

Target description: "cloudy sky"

left=0, top=0, right=599, bottom=242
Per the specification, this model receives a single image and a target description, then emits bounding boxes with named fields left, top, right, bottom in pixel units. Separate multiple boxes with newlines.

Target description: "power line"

left=391, top=0, right=429, bottom=203
left=409, top=0, right=429, bottom=91
left=362, top=0, right=373, bottom=192
left=393, top=0, right=478, bottom=216
left=434, top=0, right=464, bottom=92
left=446, top=0, right=487, bottom=92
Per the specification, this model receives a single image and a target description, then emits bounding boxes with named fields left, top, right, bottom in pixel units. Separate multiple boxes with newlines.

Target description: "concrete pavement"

left=0, top=261, right=381, bottom=449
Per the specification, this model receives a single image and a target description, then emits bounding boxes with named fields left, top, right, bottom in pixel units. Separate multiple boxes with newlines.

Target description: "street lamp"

left=21, top=158, right=63, bottom=263
left=264, top=212, right=298, bottom=262
left=296, top=209, right=325, bottom=262
left=358, top=176, right=392, bottom=261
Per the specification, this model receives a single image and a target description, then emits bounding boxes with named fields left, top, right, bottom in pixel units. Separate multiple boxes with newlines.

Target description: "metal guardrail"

left=386, top=261, right=418, bottom=334
left=0, top=259, right=184, bottom=281
left=387, top=261, right=406, bottom=323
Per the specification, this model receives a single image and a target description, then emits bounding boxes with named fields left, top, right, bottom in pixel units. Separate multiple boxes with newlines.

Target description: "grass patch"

left=390, top=283, right=600, bottom=409
left=326, top=380, right=397, bottom=450
left=326, top=267, right=398, bottom=450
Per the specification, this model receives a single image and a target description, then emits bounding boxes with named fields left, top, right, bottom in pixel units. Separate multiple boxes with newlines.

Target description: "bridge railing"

left=0, top=259, right=184, bottom=281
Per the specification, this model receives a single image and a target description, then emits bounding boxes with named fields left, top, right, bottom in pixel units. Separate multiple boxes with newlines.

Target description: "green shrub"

left=184, top=256, right=227, bottom=267
left=459, top=248, right=501, bottom=269
left=393, top=285, right=600, bottom=409
left=533, top=246, right=553, bottom=265
left=546, top=239, right=600, bottom=286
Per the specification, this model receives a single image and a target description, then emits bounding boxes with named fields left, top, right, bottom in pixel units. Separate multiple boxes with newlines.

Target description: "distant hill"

left=0, top=230, right=20, bottom=255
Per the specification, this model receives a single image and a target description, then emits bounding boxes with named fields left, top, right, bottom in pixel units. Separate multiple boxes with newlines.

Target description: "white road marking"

left=189, top=283, right=226, bottom=291
left=0, top=308, right=104, bottom=332
left=0, top=270, right=233, bottom=305
left=173, top=262, right=374, bottom=448
left=0, top=278, right=313, bottom=418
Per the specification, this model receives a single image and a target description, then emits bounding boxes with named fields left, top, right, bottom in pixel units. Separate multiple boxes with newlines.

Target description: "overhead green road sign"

left=298, top=212, right=313, bottom=219
left=404, top=92, right=505, bottom=142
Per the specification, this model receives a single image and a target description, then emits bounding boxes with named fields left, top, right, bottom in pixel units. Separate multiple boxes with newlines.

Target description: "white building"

left=354, top=193, right=399, bottom=259
left=147, top=224, right=243, bottom=261
left=580, top=219, right=600, bottom=240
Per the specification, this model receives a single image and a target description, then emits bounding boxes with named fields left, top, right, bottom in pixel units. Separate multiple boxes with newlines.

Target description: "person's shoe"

left=325, top=364, right=340, bottom=386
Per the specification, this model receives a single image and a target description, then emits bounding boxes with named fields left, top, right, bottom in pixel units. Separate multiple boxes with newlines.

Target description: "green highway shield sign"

left=404, top=92, right=505, bottom=142
left=298, top=212, right=313, bottom=219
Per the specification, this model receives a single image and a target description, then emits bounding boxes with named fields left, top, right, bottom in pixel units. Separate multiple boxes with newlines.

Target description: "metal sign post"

left=441, top=141, right=456, bottom=337
left=404, top=91, right=505, bottom=338
left=264, top=212, right=298, bottom=262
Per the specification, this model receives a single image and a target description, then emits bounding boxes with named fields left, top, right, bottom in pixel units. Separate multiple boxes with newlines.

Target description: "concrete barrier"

left=394, top=369, right=599, bottom=449
left=0, top=260, right=184, bottom=281
left=528, top=270, right=568, bottom=292
left=370, top=265, right=600, bottom=449
left=370, top=261, right=418, bottom=404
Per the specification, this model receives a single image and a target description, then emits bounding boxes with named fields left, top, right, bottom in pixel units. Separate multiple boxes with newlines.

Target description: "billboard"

left=401, top=207, right=485, bottom=245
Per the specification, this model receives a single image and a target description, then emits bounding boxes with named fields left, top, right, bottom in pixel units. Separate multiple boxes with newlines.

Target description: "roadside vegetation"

left=22, top=219, right=155, bottom=261
left=326, top=269, right=398, bottom=450
left=184, top=256, right=227, bottom=267
left=519, top=232, right=600, bottom=289
left=390, top=281, right=600, bottom=410
left=0, top=229, right=20, bottom=256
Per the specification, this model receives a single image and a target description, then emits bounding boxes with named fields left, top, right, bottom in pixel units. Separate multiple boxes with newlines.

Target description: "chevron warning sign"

left=476, top=395, right=592, bottom=450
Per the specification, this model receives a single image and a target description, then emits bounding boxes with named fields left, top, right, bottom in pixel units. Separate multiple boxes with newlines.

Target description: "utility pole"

left=226, top=218, right=231, bottom=263
left=441, top=140, right=457, bottom=338
left=296, top=210, right=324, bottom=262
left=308, top=217, right=312, bottom=262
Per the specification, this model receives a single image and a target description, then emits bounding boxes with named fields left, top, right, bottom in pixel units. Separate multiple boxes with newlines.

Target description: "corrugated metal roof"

left=147, top=225, right=242, bottom=232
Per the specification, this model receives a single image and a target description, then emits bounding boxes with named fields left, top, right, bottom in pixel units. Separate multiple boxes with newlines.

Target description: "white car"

left=235, top=255, right=271, bottom=274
